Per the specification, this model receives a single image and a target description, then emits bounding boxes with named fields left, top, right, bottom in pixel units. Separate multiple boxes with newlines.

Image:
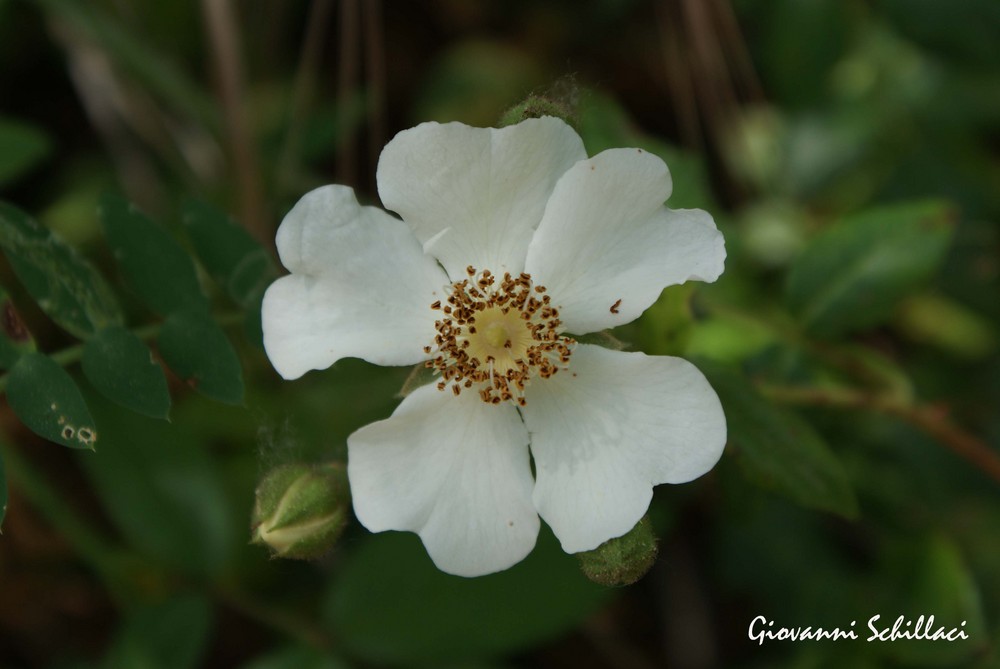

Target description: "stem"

left=0, top=312, right=245, bottom=395
left=201, top=0, right=270, bottom=248
left=760, top=384, right=1000, bottom=484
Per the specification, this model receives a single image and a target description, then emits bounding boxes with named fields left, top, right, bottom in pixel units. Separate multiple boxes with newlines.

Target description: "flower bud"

left=251, top=462, right=349, bottom=560
left=577, top=515, right=658, bottom=587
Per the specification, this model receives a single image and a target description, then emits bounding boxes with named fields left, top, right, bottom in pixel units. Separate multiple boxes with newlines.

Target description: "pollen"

left=425, top=267, right=574, bottom=406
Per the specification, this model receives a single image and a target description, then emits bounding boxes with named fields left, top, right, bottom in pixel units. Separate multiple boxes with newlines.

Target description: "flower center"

left=424, top=266, right=574, bottom=406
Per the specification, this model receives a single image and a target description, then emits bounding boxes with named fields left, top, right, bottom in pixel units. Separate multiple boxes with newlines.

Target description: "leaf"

left=182, top=200, right=275, bottom=307
left=99, top=194, right=207, bottom=316
left=0, top=201, right=123, bottom=339
left=0, top=116, right=52, bottom=186
left=0, top=286, right=36, bottom=370
left=158, top=308, right=243, bottom=404
left=82, top=326, right=171, bottom=419
left=76, top=390, right=235, bottom=575
left=699, top=362, right=859, bottom=518
left=6, top=352, right=98, bottom=449
left=101, top=593, right=213, bottom=669
left=785, top=200, right=955, bottom=338
left=324, top=528, right=612, bottom=665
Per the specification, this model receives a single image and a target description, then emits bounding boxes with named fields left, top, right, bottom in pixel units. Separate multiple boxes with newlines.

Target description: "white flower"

left=262, top=117, right=727, bottom=577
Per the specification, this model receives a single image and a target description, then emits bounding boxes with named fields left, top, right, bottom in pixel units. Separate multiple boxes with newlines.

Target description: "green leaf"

left=0, top=286, right=36, bottom=370
left=181, top=199, right=275, bottom=307
left=6, top=352, right=98, bottom=449
left=158, top=309, right=243, bottom=404
left=0, top=116, right=52, bottom=186
left=99, top=194, right=207, bottom=316
left=700, top=362, right=859, bottom=519
left=101, top=593, right=213, bottom=669
left=785, top=200, right=955, bottom=338
left=0, top=201, right=123, bottom=339
left=325, top=528, right=612, bottom=665
left=82, top=326, right=170, bottom=419
left=77, top=390, right=234, bottom=575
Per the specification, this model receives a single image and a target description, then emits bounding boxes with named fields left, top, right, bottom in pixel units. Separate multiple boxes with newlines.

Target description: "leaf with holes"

left=6, top=352, right=98, bottom=449
left=158, top=309, right=243, bottom=405
left=0, top=201, right=122, bottom=339
left=99, top=194, right=207, bottom=316
left=82, top=326, right=171, bottom=419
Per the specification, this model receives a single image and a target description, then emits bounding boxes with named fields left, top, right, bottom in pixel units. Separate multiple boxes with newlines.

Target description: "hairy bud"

left=578, top=516, right=658, bottom=586
left=251, top=462, right=349, bottom=560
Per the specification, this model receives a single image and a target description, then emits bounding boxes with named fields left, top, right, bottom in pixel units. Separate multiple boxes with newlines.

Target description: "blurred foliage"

left=0, top=0, right=998, bottom=668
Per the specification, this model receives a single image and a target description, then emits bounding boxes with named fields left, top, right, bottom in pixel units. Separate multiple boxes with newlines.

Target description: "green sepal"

left=577, top=515, right=658, bottom=587
left=251, top=462, right=350, bottom=560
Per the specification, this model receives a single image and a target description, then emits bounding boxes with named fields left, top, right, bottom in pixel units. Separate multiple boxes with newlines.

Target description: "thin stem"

left=335, top=0, right=360, bottom=187
left=278, top=0, right=334, bottom=191
left=201, top=0, right=270, bottom=247
left=0, top=312, right=245, bottom=395
left=760, top=384, right=1000, bottom=484
left=363, top=0, right=386, bottom=199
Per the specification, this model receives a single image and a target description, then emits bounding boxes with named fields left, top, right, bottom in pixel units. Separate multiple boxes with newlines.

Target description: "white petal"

left=376, top=117, right=586, bottom=279
left=348, top=383, right=539, bottom=577
left=262, top=185, right=449, bottom=379
left=522, top=344, right=726, bottom=553
left=524, top=148, right=725, bottom=334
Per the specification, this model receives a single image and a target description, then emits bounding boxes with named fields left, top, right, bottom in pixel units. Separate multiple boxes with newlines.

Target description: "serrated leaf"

left=182, top=199, right=275, bottom=307
left=325, top=529, right=611, bottom=665
left=99, top=194, right=207, bottom=316
left=6, top=352, right=97, bottom=449
left=785, top=200, right=955, bottom=338
left=700, top=362, right=859, bottom=518
left=0, top=116, right=52, bottom=186
left=82, top=326, right=171, bottom=419
left=0, top=286, right=36, bottom=370
left=158, top=309, right=243, bottom=404
left=0, top=201, right=123, bottom=338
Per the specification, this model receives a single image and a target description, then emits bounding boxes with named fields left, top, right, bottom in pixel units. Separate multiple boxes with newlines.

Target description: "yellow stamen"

left=425, top=267, right=574, bottom=405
